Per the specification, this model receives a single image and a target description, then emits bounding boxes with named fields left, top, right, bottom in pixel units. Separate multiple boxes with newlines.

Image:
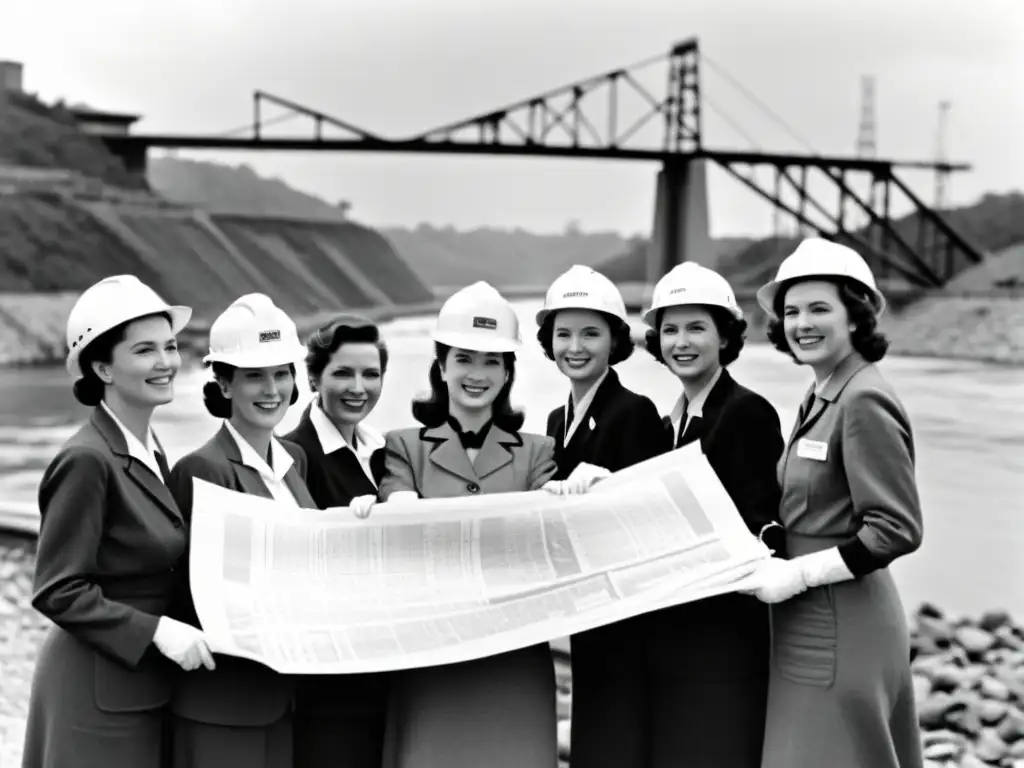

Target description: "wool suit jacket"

left=641, top=368, right=785, bottom=680
left=378, top=422, right=557, bottom=500
left=166, top=424, right=317, bottom=727
left=778, top=352, right=923, bottom=572
left=283, top=403, right=385, bottom=509
left=30, top=406, right=183, bottom=712
left=545, top=368, right=669, bottom=481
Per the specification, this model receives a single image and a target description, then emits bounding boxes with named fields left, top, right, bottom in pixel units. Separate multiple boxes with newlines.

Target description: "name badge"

left=797, top=438, right=828, bottom=462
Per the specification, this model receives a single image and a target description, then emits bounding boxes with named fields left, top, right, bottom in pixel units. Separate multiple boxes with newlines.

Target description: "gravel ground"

left=0, top=537, right=46, bottom=766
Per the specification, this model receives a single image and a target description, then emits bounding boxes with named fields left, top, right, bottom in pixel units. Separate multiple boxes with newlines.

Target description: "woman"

left=283, top=314, right=391, bottom=768
left=22, top=275, right=212, bottom=768
left=533, top=265, right=667, bottom=768
left=744, top=238, right=924, bottom=768
left=634, top=261, right=785, bottom=768
left=356, top=281, right=559, bottom=768
left=165, top=293, right=316, bottom=768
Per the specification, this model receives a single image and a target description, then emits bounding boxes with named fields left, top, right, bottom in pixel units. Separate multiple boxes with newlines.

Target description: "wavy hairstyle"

left=304, top=314, right=389, bottom=390
left=202, top=362, right=300, bottom=419
left=73, top=312, right=172, bottom=407
left=643, top=306, right=748, bottom=368
left=765, top=277, right=889, bottom=363
left=411, top=342, right=524, bottom=432
left=535, top=309, right=634, bottom=366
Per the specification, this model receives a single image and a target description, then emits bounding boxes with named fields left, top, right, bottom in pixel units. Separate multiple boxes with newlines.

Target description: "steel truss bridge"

left=102, top=38, right=984, bottom=290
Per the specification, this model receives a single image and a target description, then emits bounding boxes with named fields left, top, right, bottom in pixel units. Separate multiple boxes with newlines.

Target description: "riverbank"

left=0, top=537, right=1020, bottom=768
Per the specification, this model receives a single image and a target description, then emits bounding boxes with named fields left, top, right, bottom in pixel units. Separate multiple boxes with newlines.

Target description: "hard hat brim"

left=203, top=342, right=308, bottom=370
left=641, top=301, right=743, bottom=329
left=535, top=305, right=627, bottom=327
left=66, top=304, right=192, bottom=377
left=756, top=276, right=886, bottom=317
left=432, top=329, right=520, bottom=354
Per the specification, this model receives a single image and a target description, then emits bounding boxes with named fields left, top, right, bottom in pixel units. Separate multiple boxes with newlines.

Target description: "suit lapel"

left=91, top=408, right=182, bottom=523
left=564, top=370, right=620, bottom=456
left=283, top=466, right=316, bottom=508
left=787, top=353, right=870, bottom=447
left=214, top=425, right=273, bottom=499
left=424, top=423, right=478, bottom=484
left=473, top=426, right=519, bottom=479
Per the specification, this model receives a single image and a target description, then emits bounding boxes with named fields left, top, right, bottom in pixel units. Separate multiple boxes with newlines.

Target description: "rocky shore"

left=0, top=538, right=1021, bottom=766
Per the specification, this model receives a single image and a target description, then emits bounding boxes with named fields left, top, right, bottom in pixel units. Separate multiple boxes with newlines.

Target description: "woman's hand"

left=349, top=495, right=377, bottom=519
left=153, top=616, right=216, bottom=671
left=542, top=463, right=611, bottom=496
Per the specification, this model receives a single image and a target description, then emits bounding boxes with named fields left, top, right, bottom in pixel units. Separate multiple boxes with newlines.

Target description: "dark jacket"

left=283, top=403, right=384, bottom=509
left=22, top=406, right=184, bottom=767
left=645, top=368, right=784, bottom=677
left=166, top=424, right=316, bottom=727
left=545, top=368, right=669, bottom=480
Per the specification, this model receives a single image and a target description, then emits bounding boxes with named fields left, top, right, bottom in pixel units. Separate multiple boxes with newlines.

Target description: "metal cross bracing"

left=102, top=37, right=984, bottom=287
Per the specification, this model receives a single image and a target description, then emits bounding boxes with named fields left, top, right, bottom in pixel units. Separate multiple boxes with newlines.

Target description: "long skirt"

left=762, top=535, right=923, bottom=768
left=21, top=628, right=169, bottom=768
left=171, top=714, right=293, bottom=768
left=382, top=643, right=557, bottom=768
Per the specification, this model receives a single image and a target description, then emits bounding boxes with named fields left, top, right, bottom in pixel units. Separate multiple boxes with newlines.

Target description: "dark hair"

left=72, top=312, right=172, bottom=407
left=765, top=277, right=889, bottom=363
left=203, top=362, right=300, bottom=419
left=411, top=342, right=524, bottom=432
left=643, top=305, right=748, bottom=368
left=305, top=314, right=389, bottom=389
left=535, top=310, right=634, bottom=366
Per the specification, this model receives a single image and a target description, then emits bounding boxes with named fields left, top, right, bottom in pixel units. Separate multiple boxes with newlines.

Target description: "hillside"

left=148, top=156, right=349, bottom=220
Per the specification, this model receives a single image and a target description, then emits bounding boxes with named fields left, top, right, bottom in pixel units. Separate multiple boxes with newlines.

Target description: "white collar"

left=100, top=401, right=163, bottom=478
left=309, top=401, right=384, bottom=457
left=564, top=369, right=609, bottom=443
left=223, top=420, right=294, bottom=483
left=671, top=366, right=723, bottom=433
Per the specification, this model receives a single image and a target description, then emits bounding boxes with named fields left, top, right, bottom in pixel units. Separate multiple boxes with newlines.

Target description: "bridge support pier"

left=645, top=159, right=713, bottom=285
left=106, top=140, right=149, bottom=183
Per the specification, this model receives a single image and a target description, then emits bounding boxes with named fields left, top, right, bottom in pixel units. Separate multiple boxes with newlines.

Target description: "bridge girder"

left=102, top=37, right=984, bottom=288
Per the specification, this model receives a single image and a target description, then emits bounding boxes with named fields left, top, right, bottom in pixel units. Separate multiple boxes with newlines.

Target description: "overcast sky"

left=3, top=0, right=1021, bottom=237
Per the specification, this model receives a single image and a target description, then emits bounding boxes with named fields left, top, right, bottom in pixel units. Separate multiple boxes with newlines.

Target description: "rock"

left=918, top=615, right=956, bottom=646
left=947, top=706, right=983, bottom=736
left=997, top=707, right=1024, bottom=742
left=972, top=728, right=1008, bottom=762
left=922, top=740, right=961, bottom=761
left=914, top=675, right=933, bottom=703
left=918, top=602, right=945, bottom=620
left=1010, top=738, right=1024, bottom=758
left=979, top=610, right=1013, bottom=632
left=919, top=692, right=966, bottom=729
left=957, top=755, right=989, bottom=768
left=979, top=675, right=1012, bottom=701
left=956, top=626, right=998, bottom=657
left=978, top=698, right=1010, bottom=724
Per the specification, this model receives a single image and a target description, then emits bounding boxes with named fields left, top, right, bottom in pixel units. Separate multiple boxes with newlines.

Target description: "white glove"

left=388, top=491, right=419, bottom=503
left=153, top=616, right=216, bottom=671
left=546, top=463, right=611, bottom=496
left=349, top=495, right=377, bottom=519
left=736, top=558, right=808, bottom=604
left=738, top=547, right=855, bottom=604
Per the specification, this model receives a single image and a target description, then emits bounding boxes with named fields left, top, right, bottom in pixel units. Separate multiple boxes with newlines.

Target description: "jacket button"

left=467, top=482, right=480, bottom=493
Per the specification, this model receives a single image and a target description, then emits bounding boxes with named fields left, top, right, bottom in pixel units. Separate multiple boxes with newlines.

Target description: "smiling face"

left=315, top=342, right=383, bottom=429
left=94, top=314, right=180, bottom=408
left=782, top=280, right=854, bottom=373
left=551, top=309, right=612, bottom=387
left=441, top=347, right=506, bottom=415
left=221, top=364, right=295, bottom=433
left=658, top=305, right=724, bottom=387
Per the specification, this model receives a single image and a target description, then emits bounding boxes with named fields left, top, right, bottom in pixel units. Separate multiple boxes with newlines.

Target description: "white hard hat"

left=203, top=293, right=306, bottom=368
left=65, top=275, right=192, bottom=377
left=642, top=262, right=743, bottom=328
left=756, top=238, right=886, bottom=316
left=535, top=265, right=627, bottom=326
left=433, top=281, right=521, bottom=353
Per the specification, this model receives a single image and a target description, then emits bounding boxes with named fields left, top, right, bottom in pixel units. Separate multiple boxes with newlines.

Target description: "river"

left=0, top=300, right=1021, bottom=617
